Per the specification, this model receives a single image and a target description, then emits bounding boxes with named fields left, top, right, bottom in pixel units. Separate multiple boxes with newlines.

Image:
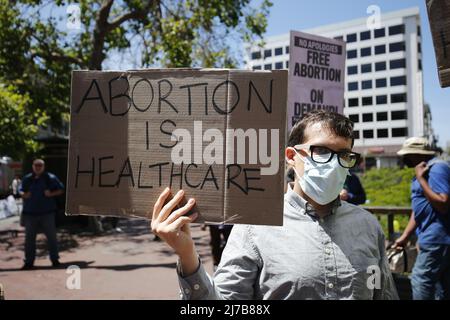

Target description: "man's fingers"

left=165, top=198, right=196, bottom=225
left=170, top=213, right=198, bottom=231
left=417, top=161, right=427, bottom=168
left=158, top=189, right=185, bottom=222
left=152, top=187, right=170, bottom=222
left=181, top=222, right=192, bottom=237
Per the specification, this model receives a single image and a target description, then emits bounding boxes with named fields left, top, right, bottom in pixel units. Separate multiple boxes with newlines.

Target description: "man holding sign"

left=151, top=110, right=398, bottom=300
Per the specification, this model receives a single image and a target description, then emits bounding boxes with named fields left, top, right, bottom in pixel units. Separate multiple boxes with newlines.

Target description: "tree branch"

left=29, top=34, right=85, bottom=68
left=47, top=52, right=84, bottom=66
left=107, top=10, right=147, bottom=31
left=89, top=0, right=114, bottom=70
left=89, top=0, right=154, bottom=69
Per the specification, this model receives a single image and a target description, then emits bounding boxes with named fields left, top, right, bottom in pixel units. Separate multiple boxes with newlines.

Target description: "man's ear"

left=285, top=147, right=296, bottom=166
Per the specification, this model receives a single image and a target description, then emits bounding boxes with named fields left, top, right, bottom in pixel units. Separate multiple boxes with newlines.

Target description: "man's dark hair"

left=287, top=111, right=354, bottom=147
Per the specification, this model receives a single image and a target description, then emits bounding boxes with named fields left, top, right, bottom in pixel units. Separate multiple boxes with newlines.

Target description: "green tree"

left=0, top=84, right=48, bottom=159
left=0, top=0, right=272, bottom=159
left=361, top=167, right=415, bottom=207
left=360, top=167, right=415, bottom=233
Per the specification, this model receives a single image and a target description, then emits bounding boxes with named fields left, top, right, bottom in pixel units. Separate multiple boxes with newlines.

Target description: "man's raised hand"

left=150, top=187, right=200, bottom=275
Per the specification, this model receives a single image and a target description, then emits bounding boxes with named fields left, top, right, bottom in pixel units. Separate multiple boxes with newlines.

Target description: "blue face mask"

left=292, top=150, right=349, bottom=205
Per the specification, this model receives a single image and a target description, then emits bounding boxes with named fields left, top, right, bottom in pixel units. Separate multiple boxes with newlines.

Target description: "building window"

left=374, top=28, right=385, bottom=38
left=274, top=47, right=283, bottom=56
left=376, top=95, right=388, bottom=105
left=362, top=96, right=373, bottom=106
left=418, top=59, right=422, bottom=71
left=418, top=42, right=422, bottom=53
left=334, top=36, right=343, bottom=40
left=353, top=130, right=360, bottom=139
left=275, top=62, right=283, bottom=69
left=264, top=64, right=272, bottom=70
left=361, top=47, right=371, bottom=57
left=361, top=63, right=372, bottom=73
left=390, top=76, right=407, bottom=86
left=348, top=82, right=358, bottom=91
left=347, top=33, right=357, bottom=43
left=362, top=80, right=372, bottom=89
left=264, top=49, right=272, bottom=58
left=375, top=61, right=386, bottom=71
left=377, top=112, right=388, bottom=121
left=360, top=30, right=371, bottom=41
left=389, top=24, right=405, bottom=36
left=391, top=93, right=407, bottom=103
left=389, top=41, right=406, bottom=52
left=391, top=110, right=408, bottom=120
left=362, top=113, right=373, bottom=122
left=251, top=51, right=261, bottom=60
left=349, top=114, right=359, bottom=123
left=375, top=44, right=386, bottom=55
left=418, top=26, right=421, bottom=36
left=348, top=65, right=358, bottom=75
left=285, top=46, right=289, bottom=54
left=252, top=65, right=261, bottom=70
left=363, top=130, right=374, bottom=139
left=286, top=61, right=289, bottom=69
left=392, top=127, right=408, bottom=137
left=390, top=58, right=406, bottom=69
left=348, top=98, right=359, bottom=107
left=347, top=49, right=357, bottom=59
left=376, top=78, right=387, bottom=88
left=377, top=129, right=389, bottom=138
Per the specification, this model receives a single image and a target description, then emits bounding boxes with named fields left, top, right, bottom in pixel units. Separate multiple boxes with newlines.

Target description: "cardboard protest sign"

left=66, top=69, right=287, bottom=226
left=426, top=0, right=450, bottom=88
left=288, top=31, right=346, bottom=131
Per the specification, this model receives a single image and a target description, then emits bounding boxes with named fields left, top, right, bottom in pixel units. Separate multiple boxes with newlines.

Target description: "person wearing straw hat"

left=394, top=137, right=450, bottom=300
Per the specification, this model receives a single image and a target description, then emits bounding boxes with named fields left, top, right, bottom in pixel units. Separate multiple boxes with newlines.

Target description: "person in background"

left=11, top=174, right=22, bottom=199
left=340, top=170, right=366, bottom=205
left=208, top=224, right=233, bottom=269
left=19, top=159, right=64, bottom=270
left=394, top=137, right=450, bottom=300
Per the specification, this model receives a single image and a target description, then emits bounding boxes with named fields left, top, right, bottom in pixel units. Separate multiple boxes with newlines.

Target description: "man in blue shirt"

left=395, top=137, right=450, bottom=300
left=19, top=159, right=64, bottom=270
left=340, top=170, right=366, bottom=205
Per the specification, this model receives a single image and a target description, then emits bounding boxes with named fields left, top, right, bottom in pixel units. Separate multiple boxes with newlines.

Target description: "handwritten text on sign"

left=66, top=69, right=287, bottom=226
left=288, top=31, right=346, bottom=131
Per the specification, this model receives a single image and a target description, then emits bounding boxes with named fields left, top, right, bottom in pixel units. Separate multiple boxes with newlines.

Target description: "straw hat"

left=397, top=137, right=436, bottom=156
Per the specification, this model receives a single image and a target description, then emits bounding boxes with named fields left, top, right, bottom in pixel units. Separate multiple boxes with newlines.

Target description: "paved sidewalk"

left=0, top=216, right=214, bottom=299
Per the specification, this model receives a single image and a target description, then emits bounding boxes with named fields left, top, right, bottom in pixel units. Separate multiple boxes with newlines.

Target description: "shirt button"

left=325, top=248, right=331, bottom=255
left=193, top=284, right=200, bottom=290
left=184, top=288, right=190, bottom=294
left=328, top=282, right=334, bottom=289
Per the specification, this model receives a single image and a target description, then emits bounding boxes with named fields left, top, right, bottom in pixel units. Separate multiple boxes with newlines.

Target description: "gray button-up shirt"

left=177, top=183, right=399, bottom=300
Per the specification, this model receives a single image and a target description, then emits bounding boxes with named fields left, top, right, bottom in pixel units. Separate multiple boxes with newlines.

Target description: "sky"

left=39, top=1, right=449, bottom=148
left=262, top=0, right=450, bottom=148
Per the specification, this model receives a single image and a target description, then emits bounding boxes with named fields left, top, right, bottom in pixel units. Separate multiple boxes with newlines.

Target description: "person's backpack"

left=386, top=245, right=417, bottom=273
left=386, top=243, right=416, bottom=300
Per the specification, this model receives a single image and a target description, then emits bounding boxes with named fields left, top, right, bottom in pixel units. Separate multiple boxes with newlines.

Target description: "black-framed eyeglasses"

left=294, top=144, right=361, bottom=169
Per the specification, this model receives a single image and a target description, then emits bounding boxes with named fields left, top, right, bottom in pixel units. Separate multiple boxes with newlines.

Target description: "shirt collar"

left=285, top=182, right=341, bottom=219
